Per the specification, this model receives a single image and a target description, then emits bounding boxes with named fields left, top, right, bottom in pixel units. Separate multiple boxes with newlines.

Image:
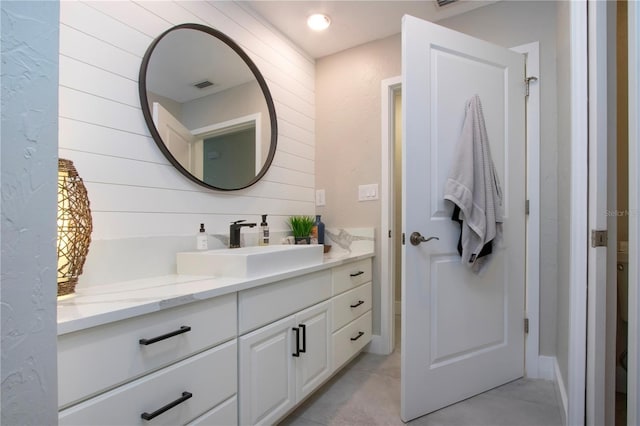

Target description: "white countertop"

left=57, top=249, right=374, bottom=336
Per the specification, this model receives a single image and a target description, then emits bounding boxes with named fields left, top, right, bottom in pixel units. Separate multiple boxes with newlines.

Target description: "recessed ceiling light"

left=307, top=14, right=331, bottom=31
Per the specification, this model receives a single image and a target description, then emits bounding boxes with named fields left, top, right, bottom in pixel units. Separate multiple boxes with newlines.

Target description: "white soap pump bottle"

left=196, top=223, right=208, bottom=250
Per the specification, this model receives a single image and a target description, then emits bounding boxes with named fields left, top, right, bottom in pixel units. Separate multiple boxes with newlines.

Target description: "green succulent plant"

left=288, top=215, right=315, bottom=238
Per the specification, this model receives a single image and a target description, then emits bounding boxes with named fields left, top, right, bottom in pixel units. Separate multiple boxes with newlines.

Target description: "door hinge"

left=402, top=233, right=405, bottom=245
left=591, top=230, right=608, bottom=247
left=388, top=230, right=392, bottom=238
left=524, top=318, right=529, bottom=334
left=525, top=199, right=530, bottom=215
left=525, top=76, right=538, bottom=97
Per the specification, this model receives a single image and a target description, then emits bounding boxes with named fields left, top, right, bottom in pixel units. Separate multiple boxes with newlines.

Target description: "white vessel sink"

left=176, top=244, right=324, bottom=278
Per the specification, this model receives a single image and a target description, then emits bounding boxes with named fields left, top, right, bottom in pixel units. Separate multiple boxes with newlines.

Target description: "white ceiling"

left=240, top=0, right=499, bottom=59
left=147, top=27, right=254, bottom=103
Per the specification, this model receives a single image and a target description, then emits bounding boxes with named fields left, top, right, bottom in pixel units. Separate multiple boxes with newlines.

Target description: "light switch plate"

left=358, top=184, right=379, bottom=201
left=315, top=189, right=326, bottom=206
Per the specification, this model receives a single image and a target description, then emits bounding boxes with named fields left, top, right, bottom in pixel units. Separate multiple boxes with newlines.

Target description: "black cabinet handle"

left=139, top=326, right=191, bottom=345
left=350, top=300, right=365, bottom=308
left=292, top=327, right=301, bottom=357
left=141, top=391, right=192, bottom=421
left=350, top=331, right=365, bottom=341
left=299, top=324, right=307, bottom=353
left=350, top=271, right=364, bottom=277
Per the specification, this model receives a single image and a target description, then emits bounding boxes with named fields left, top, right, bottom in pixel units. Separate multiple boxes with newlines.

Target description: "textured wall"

left=58, top=1, right=316, bottom=287
left=316, top=35, right=401, bottom=333
left=1, top=1, right=59, bottom=424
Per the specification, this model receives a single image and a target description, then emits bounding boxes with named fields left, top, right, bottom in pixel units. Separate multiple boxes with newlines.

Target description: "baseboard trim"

left=554, top=357, right=569, bottom=426
left=538, top=355, right=555, bottom=380
left=367, top=334, right=391, bottom=355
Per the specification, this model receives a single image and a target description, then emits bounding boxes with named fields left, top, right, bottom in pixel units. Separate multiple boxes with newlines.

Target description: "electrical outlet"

left=316, top=189, right=326, bottom=206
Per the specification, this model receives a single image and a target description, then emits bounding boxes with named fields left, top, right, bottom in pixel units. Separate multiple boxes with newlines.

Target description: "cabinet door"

left=239, top=315, right=296, bottom=425
left=294, top=300, right=332, bottom=401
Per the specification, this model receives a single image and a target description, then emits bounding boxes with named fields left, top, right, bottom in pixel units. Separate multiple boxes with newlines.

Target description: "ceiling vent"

left=436, top=0, right=458, bottom=7
left=193, top=80, right=214, bottom=89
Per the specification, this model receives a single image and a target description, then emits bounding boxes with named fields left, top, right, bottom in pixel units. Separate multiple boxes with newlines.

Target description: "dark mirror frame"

left=138, top=23, right=278, bottom=191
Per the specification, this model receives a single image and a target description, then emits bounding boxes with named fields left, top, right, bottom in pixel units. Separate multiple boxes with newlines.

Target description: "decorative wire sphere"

left=57, top=159, right=93, bottom=297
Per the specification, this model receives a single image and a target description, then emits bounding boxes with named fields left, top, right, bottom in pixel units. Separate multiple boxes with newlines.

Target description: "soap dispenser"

left=314, top=215, right=325, bottom=245
left=196, top=223, right=208, bottom=250
left=259, top=214, right=269, bottom=246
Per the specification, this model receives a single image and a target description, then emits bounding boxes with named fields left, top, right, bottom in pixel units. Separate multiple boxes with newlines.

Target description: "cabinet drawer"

left=59, top=340, right=237, bottom=426
left=239, top=269, right=331, bottom=334
left=332, top=311, right=372, bottom=370
left=59, top=294, right=236, bottom=408
left=332, top=282, right=372, bottom=331
left=187, top=396, right=237, bottom=425
left=331, top=259, right=372, bottom=295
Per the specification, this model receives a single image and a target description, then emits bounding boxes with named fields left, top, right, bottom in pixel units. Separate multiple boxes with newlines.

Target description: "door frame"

left=376, top=75, right=402, bottom=355
left=378, top=43, right=541, bottom=368
left=587, top=1, right=609, bottom=425
left=566, top=2, right=588, bottom=425
left=627, top=1, right=640, bottom=424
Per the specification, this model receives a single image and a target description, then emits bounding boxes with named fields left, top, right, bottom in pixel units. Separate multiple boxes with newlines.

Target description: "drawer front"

left=332, top=311, right=372, bottom=371
left=187, top=396, right=237, bottom=425
left=331, top=259, right=372, bottom=295
left=59, top=294, right=236, bottom=408
left=332, top=282, right=372, bottom=332
left=59, top=340, right=237, bottom=426
left=238, top=269, right=331, bottom=334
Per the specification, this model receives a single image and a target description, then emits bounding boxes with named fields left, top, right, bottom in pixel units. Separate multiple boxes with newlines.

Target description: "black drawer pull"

left=139, top=326, right=191, bottom=345
left=350, top=300, right=365, bottom=308
left=141, top=391, right=192, bottom=421
left=350, top=271, right=365, bottom=277
left=350, top=331, right=365, bottom=341
left=292, top=327, right=301, bottom=357
left=299, top=324, right=307, bottom=353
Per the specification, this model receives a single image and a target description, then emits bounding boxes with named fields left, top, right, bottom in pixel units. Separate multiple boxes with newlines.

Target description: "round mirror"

left=139, top=24, right=277, bottom=191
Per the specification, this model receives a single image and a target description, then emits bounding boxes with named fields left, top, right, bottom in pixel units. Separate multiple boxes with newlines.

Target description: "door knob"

left=410, top=232, right=439, bottom=246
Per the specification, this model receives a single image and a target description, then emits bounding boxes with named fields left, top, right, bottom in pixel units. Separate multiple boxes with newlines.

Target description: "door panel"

left=429, top=48, right=508, bottom=218
left=295, top=301, right=331, bottom=401
left=401, top=15, right=525, bottom=422
left=239, top=316, right=296, bottom=425
left=430, top=254, right=506, bottom=365
left=152, top=102, right=194, bottom=171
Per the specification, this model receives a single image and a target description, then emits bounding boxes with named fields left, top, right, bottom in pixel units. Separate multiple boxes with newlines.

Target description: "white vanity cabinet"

left=58, top=254, right=374, bottom=426
left=237, top=259, right=373, bottom=425
left=58, top=294, right=237, bottom=425
left=238, top=270, right=332, bottom=425
left=238, top=301, right=332, bottom=425
left=330, top=258, right=373, bottom=371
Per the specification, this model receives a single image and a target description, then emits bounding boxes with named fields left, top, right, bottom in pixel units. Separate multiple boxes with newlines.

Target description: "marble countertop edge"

left=57, top=250, right=374, bottom=336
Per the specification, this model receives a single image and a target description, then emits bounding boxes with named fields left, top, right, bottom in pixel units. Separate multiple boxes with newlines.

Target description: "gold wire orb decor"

left=57, top=158, right=93, bottom=297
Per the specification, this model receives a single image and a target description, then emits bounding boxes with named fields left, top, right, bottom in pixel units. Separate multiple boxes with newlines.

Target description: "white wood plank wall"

left=59, top=0, right=316, bottom=245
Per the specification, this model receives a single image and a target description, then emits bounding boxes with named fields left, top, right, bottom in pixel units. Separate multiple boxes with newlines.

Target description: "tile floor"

left=280, top=317, right=563, bottom=426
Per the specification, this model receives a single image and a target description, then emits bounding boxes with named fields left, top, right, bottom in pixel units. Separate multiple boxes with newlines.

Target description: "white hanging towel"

left=443, top=95, right=503, bottom=273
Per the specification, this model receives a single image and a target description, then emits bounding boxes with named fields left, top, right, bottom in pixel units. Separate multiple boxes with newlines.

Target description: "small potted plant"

left=288, top=215, right=315, bottom=244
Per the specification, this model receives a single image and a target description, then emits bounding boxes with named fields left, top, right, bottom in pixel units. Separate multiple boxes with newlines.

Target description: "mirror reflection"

left=140, top=24, right=277, bottom=190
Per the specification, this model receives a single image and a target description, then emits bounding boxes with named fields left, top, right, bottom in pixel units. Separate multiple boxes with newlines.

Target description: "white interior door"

left=401, top=15, right=526, bottom=422
left=152, top=102, right=195, bottom=174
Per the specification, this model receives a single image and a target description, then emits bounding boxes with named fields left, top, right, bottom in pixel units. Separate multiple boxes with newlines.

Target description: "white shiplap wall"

left=59, top=1, right=315, bottom=285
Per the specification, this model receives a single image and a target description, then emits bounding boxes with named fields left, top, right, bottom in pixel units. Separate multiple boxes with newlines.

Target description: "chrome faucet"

left=229, top=220, right=256, bottom=248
